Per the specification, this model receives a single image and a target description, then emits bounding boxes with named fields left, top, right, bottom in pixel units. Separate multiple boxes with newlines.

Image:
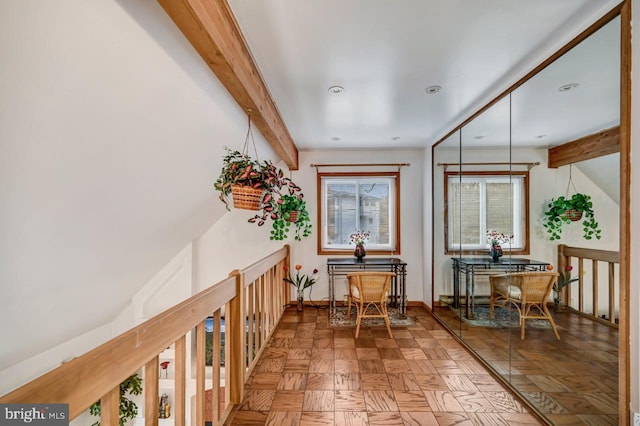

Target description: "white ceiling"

left=227, top=0, right=621, bottom=151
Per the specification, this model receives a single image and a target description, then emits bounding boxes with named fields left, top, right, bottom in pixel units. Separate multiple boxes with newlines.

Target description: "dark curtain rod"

left=437, top=161, right=540, bottom=171
left=311, top=163, right=410, bottom=169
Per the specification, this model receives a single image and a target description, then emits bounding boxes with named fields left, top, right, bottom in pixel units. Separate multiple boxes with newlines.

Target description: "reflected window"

left=445, top=171, right=529, bottom=254
left=318, top=172, right=399, bottom=254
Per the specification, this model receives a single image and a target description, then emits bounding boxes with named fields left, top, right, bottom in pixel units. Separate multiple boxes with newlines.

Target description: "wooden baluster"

left=578, top=258, right=584, bottom=313
left=261, top=277, right=267, bottom=344
left=254, top=278, right=261, bottom=350
left=227, top=271, right=245, bottom=405
left=100, top=387, right=120, bottom=426
left=195, top=321, right=205, bottom=426
left=212, top=310, right=221, bottom=424
left=144, top=356, right=159, bottom=426
left=247, top=282, right=255, bottom=366
left=609, top=262, right=616, bottom=323
left=174, top=335, right=186, bottom=426
left=592, top=260, right=599, bottom=317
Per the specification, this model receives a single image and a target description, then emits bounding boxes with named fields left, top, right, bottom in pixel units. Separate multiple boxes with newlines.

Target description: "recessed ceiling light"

left=473, top=135, right=484, bottom=140
left=328, top=85, right=344, bottom=95
left=425, top=85, right=441, bottom=94
left=331, top=136, right=341, bottom=141
left=535, top=134, right=548, bottom=139
left=391, top=136, right=401, bottom=141
left=558, top=83, right=579, bottom=92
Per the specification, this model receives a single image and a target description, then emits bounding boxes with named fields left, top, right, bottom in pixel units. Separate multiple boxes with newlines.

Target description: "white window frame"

left=445, top=172, right=529, bottom=254
left=318, top=172, right=400, bottom=254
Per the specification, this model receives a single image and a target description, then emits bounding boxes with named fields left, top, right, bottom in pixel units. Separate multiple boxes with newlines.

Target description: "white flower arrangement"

left=349, top=230, right=370, bottom=246
left=486, top=230, right=512, bottom=246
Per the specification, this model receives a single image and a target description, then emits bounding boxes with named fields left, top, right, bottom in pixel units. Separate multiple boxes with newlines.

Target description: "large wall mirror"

left=432, top=12, right=621, bottom=425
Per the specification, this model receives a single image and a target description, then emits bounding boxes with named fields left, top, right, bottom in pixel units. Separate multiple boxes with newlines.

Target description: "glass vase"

left=296, top=289, right=304, bottom=312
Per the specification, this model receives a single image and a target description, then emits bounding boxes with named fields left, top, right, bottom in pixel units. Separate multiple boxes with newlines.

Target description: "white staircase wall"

left=0, top=0, right=278, bottom=395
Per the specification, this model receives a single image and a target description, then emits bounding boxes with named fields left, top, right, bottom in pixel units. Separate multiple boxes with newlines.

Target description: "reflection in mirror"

left=432, top=15, right=621, bottom=425
left=508, top=16, right=620, bottom=424
left=432, top=94, right=513, bottom=346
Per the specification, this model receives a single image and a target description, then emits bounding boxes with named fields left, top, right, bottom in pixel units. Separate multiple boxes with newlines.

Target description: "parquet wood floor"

left=226, top=307, right=542, bottom=425
left=433, top=305, right=619, bottom=425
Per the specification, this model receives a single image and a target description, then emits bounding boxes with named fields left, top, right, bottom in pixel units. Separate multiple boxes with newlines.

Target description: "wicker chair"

left=346, top=272, right=395, bottom=338
left=489, top=271, right=560, bottom=340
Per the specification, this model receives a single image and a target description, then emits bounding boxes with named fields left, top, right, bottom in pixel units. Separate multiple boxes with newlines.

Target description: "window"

left=445, top=171, right=529, bottom=254
left=318, top=172, right=400, bottom=254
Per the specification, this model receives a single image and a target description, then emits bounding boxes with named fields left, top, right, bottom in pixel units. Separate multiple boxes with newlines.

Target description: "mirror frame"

left=430, top=2, right=631, bottom=423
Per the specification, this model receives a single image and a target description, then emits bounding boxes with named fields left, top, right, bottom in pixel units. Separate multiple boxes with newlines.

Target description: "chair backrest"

left=346, top=272, right=395, bottom=302
left=508, top=271, right=558, bottom=303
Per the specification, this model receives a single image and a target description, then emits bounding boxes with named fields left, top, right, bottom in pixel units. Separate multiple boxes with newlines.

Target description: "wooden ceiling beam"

left=547, top=125, right=620, bottom=168
left=157, top=0, right=299, bottom=169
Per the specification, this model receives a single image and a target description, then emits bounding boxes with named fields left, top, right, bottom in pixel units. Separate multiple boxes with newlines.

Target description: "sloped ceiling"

left=576, top=154, right=620, bottom=203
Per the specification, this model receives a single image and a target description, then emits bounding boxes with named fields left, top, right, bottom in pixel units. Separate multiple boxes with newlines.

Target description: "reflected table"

left=327, top=258, right=407, bottom=317
left=451, top=257, right=550, bottom=319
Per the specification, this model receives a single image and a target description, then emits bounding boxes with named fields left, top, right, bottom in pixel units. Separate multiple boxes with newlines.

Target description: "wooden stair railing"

left=0, top=245, right=291, bottom=426
left=557, top=243, right=620, bottom=327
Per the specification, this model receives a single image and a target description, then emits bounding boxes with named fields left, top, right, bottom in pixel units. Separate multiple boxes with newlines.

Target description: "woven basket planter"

left=564, top=209, right=583, bottom=222
left=286, top=210, right=300, bottom=223
left=231, top=185, right=264, bottom=210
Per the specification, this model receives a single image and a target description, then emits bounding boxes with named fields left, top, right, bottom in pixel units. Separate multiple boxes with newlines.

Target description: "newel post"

left=557, top=244, right=569, bottom=307
left=227, top=270, right=246, bottom=405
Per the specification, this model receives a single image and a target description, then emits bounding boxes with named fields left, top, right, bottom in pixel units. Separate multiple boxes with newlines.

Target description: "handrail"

left=0, top=245, right=290, bottom=425
left=557, top=243, right=619, bottom=326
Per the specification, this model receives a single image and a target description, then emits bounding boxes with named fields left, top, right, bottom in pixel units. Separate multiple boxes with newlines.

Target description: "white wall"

left=196, top=202, right=288, bottom=292
left=283, top=149, right=425, bottom=305
left=432, top=147, right=620, bottom=306
left=423, top=148, right=434, bottom=307
left=0, top=0, right=278, bottom=395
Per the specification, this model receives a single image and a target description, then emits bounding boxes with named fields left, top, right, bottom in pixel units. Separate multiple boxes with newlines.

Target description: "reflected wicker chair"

left=489, top=271, right=560, bottom=340
left=346, top=272, right=395, bottom=338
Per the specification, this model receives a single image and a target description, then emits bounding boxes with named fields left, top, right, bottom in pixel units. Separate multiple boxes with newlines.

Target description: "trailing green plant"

left=265, top=194, right=312, bottom=241
left=542, top=193, right=601, bottom=241
left=247, top=181, right=312, bottom=241
left=213, top=147, right=282, bottom=211
left=89, top=373, right=142, bottom=426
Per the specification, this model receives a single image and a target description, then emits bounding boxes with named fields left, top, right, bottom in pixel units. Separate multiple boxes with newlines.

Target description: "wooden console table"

left=327, top=258, right=407, bottom=317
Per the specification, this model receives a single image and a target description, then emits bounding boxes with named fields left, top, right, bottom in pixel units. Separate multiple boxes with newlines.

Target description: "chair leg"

left=542, top=304, right=561, bottom=340
left=489, top=295, right=494, bottom=319
left=355, top=303, right=363, bottom=338
left=520, top=304, right=528, bottom=340
left=347, top=296, right=352, bottom=319
left=382, top=306, right=392, bottom=338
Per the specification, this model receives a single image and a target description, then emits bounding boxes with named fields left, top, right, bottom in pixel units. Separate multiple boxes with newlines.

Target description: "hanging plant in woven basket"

left=213, top=112, right=313, bottom=241
left=253, top=192, right=312, bottom=241
left=213, top=147, right=275, bottom=211
left=214, top=113, right=279, bottom=211
left=542, top=166, right=601, bottom=241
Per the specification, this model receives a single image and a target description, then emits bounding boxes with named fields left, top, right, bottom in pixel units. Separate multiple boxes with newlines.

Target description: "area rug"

left=329, top=307, right=415, bottom=328
left=449, top=305, right=552, bottom=329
